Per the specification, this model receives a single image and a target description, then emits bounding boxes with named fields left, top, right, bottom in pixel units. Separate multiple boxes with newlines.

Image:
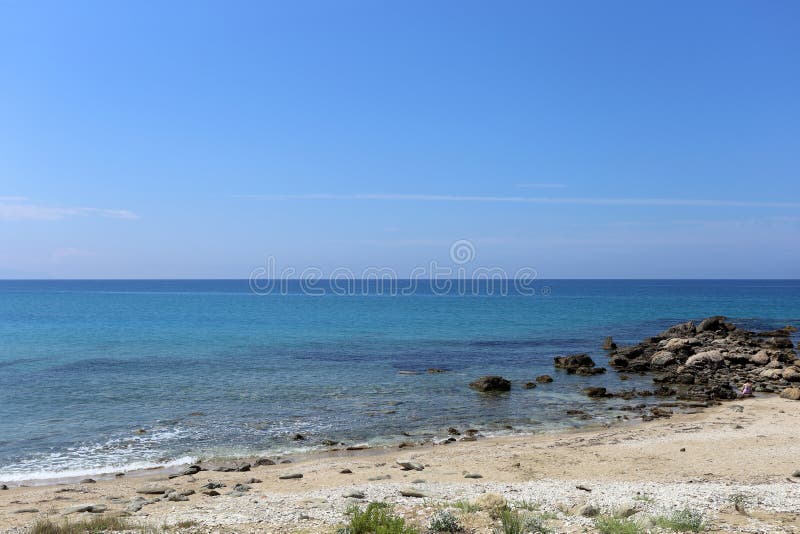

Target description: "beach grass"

left=653, top=507, right=706, bottom=532
left=594, top=515, right=644, bottom=534
left=30, top=516, right=158, bottom=534
left=337, top=502, right=419, bottom=534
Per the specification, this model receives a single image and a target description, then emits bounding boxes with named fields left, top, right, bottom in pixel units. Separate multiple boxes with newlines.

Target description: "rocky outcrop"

left=606, top=316, right=798, bottom=401
left=469, top=376, right=511, bottom=392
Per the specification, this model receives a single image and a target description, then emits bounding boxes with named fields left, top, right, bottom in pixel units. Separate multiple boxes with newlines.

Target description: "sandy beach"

left=3, top=395, right=799, bottom=533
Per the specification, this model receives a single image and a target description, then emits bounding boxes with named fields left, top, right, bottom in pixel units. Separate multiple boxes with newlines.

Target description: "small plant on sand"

left=653, top=507, right=706, bottom=532
left=729, top=493, right=748, bottom=514
left=594, top=516, right=644, bottom=534
left=452, top=500, right=480, bottom=514
left=632, top=493, right=654, bottom=504
left=511, top=499, right=555, bottom=517
left=337, top=502, right=419, bottom=534
left=428, top=510, right=463, bottom=532
left=494, top=509, right=552, bottom=534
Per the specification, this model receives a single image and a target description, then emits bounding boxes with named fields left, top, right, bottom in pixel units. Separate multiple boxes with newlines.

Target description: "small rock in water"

left=279, top=473, right=303, bottom=479
left=522, top=382, right=537, bottom=389
left=427, top=368, right=447, bottom=373
left=536, top=375, right=554, bottom=383
left=469, top=375, right=511, bottom=392
left=291, top=433, right=306, bottom=441
left=447, top=427, right=460, bottom=435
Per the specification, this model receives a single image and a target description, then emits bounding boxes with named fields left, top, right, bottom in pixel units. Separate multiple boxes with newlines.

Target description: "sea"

left=1, top=279, right=798, bottom=484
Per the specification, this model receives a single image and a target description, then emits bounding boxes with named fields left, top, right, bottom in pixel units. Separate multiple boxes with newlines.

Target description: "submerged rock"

left=469, top=376, right=511, bottom=392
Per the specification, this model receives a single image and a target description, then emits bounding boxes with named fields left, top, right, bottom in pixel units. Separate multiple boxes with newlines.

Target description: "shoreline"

left=3, top=395, right=800, bottom=532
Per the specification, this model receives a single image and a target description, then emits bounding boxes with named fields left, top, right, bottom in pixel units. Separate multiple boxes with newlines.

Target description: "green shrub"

left=653, top=507, right=706, bottom=532
left=428, top=510, right=463, bottom=532
left=594, top=516, right=644, bottom=534
left=494, top=509, right=552, bottom=534
left=337, top=502, right=419, bottom=534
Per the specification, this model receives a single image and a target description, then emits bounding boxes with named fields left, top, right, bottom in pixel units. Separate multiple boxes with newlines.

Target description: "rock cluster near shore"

left=607, top=316, right=799, bottom=401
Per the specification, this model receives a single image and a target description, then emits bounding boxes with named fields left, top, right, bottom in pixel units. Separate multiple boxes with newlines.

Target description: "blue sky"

left=1, top=0, right=798, bottom=278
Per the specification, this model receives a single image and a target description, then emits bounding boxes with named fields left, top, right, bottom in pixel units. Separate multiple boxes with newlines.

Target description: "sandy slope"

left=2, top=396, right=799, bottom=533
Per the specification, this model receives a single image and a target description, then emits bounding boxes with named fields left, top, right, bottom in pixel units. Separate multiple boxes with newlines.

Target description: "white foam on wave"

left=0, top=455, right=197, bottom=484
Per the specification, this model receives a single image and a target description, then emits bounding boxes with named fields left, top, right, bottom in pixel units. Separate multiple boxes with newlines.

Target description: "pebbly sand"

left=2, top=395, right=799, bottom=533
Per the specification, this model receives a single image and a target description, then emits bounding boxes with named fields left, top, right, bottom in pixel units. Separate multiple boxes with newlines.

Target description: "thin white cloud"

left=235, top=193, right=800, bottom=209
left=0, top=198, right=138, bottom=221
left=516, top=183, right=567, bottom=189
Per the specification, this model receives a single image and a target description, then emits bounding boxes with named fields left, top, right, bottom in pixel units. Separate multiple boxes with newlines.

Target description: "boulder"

left=536, top=374, right=554, bottom=383
left=469, top=376, right=511, bottom=392
left=783, top=367, right=800, bottom=382
left=650, top=351, right=677, bottom=366
left=760, top=368, right=784, bottom=380
left=660, top=338, right=691, bottom=351
left=749, top=350, right=770, bottom=365
left=659, top=321, right=696, bottom=338
left=685, top=350, right=724, bottom=367
left=522, top=382, right=537, bottom=389
left=780, top=388, right=800, bottom=400
left=697, top=316, right=727, bottom=332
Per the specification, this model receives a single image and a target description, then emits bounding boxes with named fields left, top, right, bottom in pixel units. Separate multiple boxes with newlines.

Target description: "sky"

left=1, top=0, right=799, bottom=279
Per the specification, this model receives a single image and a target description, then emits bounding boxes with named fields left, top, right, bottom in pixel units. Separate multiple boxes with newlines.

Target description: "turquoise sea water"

left=1, top=280, right=798, bottom=483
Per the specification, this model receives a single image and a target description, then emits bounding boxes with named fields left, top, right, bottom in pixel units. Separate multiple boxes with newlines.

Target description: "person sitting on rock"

left=739, top=382, right=753, bottom=398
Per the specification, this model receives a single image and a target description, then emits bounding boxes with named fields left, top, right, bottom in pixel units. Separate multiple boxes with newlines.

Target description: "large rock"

left=685, top=350, right=725, bottom=367
left=659, top=321, right=695, bottom=338
left=782, top=367, right=800, bottom=382
left=697, top=316, right=728, bottom=332
left=660, top=338, right=692, bottom=351
left=760, top=368, right=784, bottom=379
left=469, top=376, right=511, bottom=392
left=554, top=353, right=595, bottom=370
left=749, top=350, right=770, bottom=365
left=780, top=388, right=800, bottom=400
left=650, top=351, right=676, bottom=366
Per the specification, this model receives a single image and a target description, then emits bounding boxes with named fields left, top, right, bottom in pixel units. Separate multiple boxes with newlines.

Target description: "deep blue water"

left=1, top=279, right=798, bottom=482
